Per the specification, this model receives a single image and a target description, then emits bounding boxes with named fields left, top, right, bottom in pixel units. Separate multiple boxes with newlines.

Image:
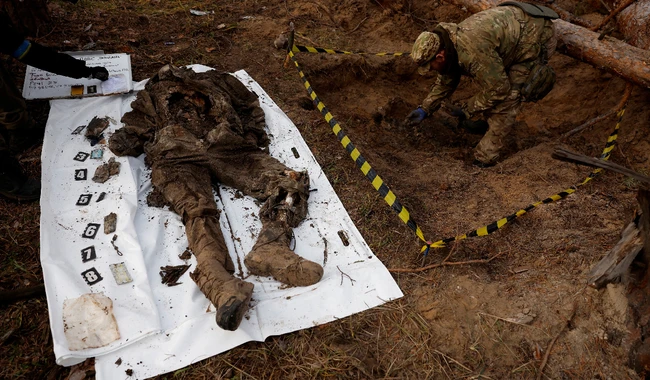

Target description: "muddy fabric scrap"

left=85, top=116, right=110, bottom=140
left=104, top=212, right=117, bottom=234
left=93, top=157, right=121, bottom=183
left=159, top=265, right=191, bottom=286
left=62, top=293, right=120, bottom=351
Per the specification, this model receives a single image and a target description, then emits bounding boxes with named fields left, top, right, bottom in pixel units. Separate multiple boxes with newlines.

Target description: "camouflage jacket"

left=421, top=6, right=554, bottom=116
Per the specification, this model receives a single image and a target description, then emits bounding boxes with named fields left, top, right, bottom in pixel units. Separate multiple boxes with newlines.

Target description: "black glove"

left=459, top=119, right=489, bottom=135
left=405, top=107, right=428, bottom=126
left=19, top=42, right=89, bottom=79
left=88, top=66, right=109, bottom=81
left=449, top=105, right=469, bottom=121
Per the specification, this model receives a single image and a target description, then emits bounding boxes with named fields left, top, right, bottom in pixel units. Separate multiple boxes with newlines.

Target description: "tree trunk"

left=0, top=0, right=51, bottom=37
left=443, top=0, right=650, bottom=88
left=601, top=0, right=650, bottom=50
left=587, top=220, right=643, bottom=288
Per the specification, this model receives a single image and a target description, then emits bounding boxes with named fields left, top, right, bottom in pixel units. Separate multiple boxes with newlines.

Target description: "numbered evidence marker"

left=80, top=246, right=97, bottom=263
left=76, top=193, right=92, bottom=206
left=81, top=267, right=103, bottom=286
left=82, top=223, right=100, bottom=239
left=109, top=262, right=133, bottom=285
left=73, top=152, right=90, bottom=162
left=74, top=169, right=87, bottom=181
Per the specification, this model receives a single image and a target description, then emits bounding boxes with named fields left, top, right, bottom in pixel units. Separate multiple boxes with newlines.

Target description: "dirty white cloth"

left=40, top=66, right=403, bottom=379
left=62, top=293, right=121, bottom=351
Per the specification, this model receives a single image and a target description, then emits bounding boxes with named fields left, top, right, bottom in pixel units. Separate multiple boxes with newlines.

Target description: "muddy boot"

left=190, top=265, right=254, bottom=331
left=245, top=221, right=323, bottom=286
left=186, top=217, right=254, bottom=331
left=0, top=150, right=40, bottom=201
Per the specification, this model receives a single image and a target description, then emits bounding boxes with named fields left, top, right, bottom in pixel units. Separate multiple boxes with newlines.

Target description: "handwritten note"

left=22, top=53, right=133, bottom=100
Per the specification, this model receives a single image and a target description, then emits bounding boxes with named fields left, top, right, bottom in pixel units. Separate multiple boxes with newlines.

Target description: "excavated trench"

left=292, top=53, right=546, bottom=165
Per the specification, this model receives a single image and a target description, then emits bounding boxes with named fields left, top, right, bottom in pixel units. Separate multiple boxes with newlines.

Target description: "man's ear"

left=435, top=49, right=446, bottom=62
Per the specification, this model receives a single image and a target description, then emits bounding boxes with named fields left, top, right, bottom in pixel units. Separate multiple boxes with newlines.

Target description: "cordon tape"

left=288, top=49, right=427, bottom=243
left=287, top=40, right=626, bottom=257
left=293, top=45, right=409, bottom=57
left=423, top=108, right=625, bottom=254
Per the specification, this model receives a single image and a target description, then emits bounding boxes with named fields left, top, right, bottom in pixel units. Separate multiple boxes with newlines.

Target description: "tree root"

left=561, top=82, right=633, bottom=139
left=592, top=0, right=638, bottom=32
left=388, top=251, right=505, bottom=273
left=537, top=305, right=577, bottom=380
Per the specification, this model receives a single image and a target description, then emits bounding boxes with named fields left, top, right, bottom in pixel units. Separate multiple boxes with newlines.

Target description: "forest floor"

left=1, top=0, right=649, bottom=379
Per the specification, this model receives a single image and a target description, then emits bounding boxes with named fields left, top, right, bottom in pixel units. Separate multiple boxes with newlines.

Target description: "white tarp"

left=40, top=66, right=403, bottom=379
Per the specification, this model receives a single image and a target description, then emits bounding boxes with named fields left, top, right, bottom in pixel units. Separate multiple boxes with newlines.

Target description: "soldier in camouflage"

left=406, top=3, right=557, bottom=167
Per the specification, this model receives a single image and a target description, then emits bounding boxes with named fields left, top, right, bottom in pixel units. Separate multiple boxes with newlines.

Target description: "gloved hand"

left=88, top=66, right=109, bottom=81
left=406, top=107, right=428, bottom=126
left=449, top=105, right=469, bottom=121
left=459, top=119, right=489, bottom=135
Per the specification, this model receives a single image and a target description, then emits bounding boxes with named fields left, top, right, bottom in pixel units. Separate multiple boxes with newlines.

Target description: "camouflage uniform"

left=419, top=6, right=556, bottom=164
left=0, top=62, right=32, bottom=152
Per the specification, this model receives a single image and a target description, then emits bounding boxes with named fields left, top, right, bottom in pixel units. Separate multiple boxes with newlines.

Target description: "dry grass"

left=0, top=165, right=59, bottom=379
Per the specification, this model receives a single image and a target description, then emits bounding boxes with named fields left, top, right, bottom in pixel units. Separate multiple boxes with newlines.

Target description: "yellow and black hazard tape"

left=422, top=108, right=626, bottom=253
left=287, top=49, right=427, bottom=243
left=286, top=33, right=625, bottom=258
left=293, top=45, right=409, bottom=57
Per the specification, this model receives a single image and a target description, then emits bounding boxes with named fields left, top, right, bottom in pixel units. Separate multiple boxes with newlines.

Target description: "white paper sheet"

left=40, top=66, right=403, bottom=379
left=23, top=53, right=133, bottom=100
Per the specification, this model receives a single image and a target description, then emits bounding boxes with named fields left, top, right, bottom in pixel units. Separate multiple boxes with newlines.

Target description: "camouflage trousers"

left=0, top=61, right=40, bottom=155
left=474, top=63, right=529, bottom=164
left=0, top=62, right=29, bottom=152
left=474, top=19, right=556, bottom=165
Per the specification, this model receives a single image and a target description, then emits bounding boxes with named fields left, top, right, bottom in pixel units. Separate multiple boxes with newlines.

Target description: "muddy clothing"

left=110, top=66, right=323, bottom=331
left=420, top=6, right=556, bottom=164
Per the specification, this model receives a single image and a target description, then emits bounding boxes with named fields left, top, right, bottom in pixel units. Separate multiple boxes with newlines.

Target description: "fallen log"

left=594, top=0, right=636, bottom=31
left=588, top=217, right=643, bottom=288
left=600, top=0, right=650, bottom=50
left=552, top=147, right=650, bottom=184
left=443, top=0, right=650, bottom=88
left=546, top=3, right=594, bottom=29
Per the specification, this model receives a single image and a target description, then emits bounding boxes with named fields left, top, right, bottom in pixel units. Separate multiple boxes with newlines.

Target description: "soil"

left=1, top=0, right=649, bottom=379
